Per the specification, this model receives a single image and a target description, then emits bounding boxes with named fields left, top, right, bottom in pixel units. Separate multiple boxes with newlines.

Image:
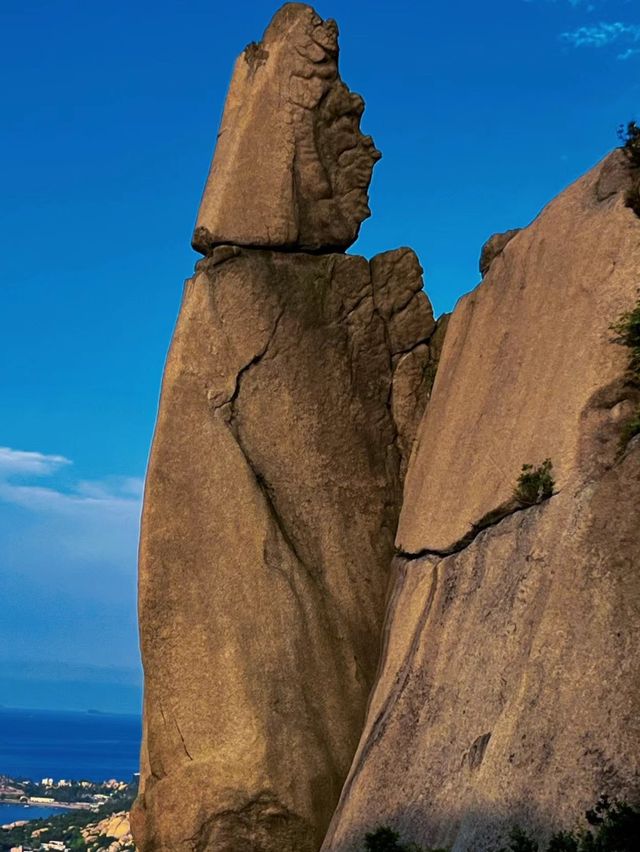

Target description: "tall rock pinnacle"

left=192, top=3, right=381, bottom=254
left=132, top=5, right=439, bottom=851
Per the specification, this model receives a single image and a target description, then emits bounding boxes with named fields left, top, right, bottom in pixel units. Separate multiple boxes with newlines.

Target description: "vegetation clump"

left=618, top=120, right=640, bottom=168
left=363, top=825, right=447, bottom=852
left=513, top=458, right=554, bottom=506
left=618, top=121, right=640, bottom=215
left=610, top=299, right=640, bottom=451
left=363, top=800, right=640, bottom=852
left=499, top=797, right=640, bottom=852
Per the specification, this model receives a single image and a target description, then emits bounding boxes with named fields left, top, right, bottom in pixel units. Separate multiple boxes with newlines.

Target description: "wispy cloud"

left=0, top=446, right=143, bottom=672
left=0, top=446, right=70, bottom=477
left=618, top=46, right=640, bottom=59
left=524, top=0, right=617, bottom=7
left=561, top=21, right=640, bottom=58
left=0, top=445, right=142, bottom=527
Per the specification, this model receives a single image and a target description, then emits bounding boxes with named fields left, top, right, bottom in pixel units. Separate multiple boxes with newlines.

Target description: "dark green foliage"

left=514, top=458, right=554, bottom=506
left=625, top=181, right=640, bottom=217
left=618, top=121, right=640, bottom=215
left=363, top=826, right=448, bottom=852
left=93, top=835, right=118, bottom=849
left=547, top=831, right=579, bottom=852
left=618, top=121, right=640, bottom=169
left=501, top=826, right=539, bottom=852
left=610, top=300, right=640, bottom=450
left=498, top=798, right=640, bottom=852
left=365, top=826, right=407, bottom=852
left=610, top=302, right=640, bottom=380
left=619, top=410, right=640, bottom=447
left=580, top=796, right=640, bottom=851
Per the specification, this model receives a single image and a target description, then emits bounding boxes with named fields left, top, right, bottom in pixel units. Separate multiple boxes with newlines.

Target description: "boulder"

left=478, top=228, right=521, bottom=277
left=192, top=4, right=381, bottom=254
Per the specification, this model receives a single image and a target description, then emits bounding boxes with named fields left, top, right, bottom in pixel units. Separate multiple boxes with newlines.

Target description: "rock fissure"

left=396, top=495, right=557, bottom=561
left=211, top=307, right=285, bottom=418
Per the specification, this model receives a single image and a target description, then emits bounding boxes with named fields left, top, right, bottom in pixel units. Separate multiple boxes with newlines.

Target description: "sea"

left=0, top=706, right=141, bottom=826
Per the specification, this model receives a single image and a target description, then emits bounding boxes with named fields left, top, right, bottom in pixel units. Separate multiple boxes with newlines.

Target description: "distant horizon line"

left=0, top=704, right=141, bottom=719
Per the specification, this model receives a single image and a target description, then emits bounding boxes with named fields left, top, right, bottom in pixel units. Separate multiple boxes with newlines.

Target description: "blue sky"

left=1, top=0, right=638, bottom=712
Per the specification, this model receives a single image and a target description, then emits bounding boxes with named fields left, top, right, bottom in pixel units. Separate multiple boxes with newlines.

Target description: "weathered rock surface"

left=478, top=227, right=521, bottom=277
left=323, top=447, right=640, bottom=852
left=192, top=3, right=381, bottom=254
left=83, top=812, right=133, bottom=851
left=322, top=152, right=640, bottom=851
left=398, top=150, right=640, bottom=555
left=132, top=246, right=438, bottom=852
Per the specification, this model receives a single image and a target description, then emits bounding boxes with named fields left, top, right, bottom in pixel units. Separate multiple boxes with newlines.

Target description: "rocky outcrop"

left=134, top=5, right=442, bottom=848
left=322, top=152, right=640, bottom=851
left=478, top=228, right=521, bottom=277
left=132, top=245, right=437, bottom=852
left=192, top=4, right=380, bottom=254
left=135, top=3, right=640, bottom=849
left=398, top=149, right=640, bottom=556
left=83, top=812, right=133, bottom=851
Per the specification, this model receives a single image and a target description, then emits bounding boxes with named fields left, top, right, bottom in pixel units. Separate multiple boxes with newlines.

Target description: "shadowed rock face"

left=131, top=246, right=438, bottom=852
left=192, top=3, right=381, bottom=254
left=322, top=152, right=640, bottom=852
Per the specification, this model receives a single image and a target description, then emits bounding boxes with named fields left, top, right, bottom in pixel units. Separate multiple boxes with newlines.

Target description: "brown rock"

left=323, top=447, right=640, bottom=852
left=132, top=246, right=436, bottom=852
left=398, top=152, right=640, bottom=555
left=192, top=4, right=381, bottom=254
left=323, top=152, right=640, bottom=851
left=478, top=228, right=521, bottom=277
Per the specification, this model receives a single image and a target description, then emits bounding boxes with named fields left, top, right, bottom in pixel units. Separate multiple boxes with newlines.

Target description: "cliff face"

left=134, top=4, right=640, bottom=851
left=132, top=6, right=439, bottom=850
left=323, top=152, right=640, bottom=851
left=133, top=246, right=437, bottom=852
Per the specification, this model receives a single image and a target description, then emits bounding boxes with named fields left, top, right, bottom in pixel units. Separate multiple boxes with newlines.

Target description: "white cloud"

left=0, top=446, right=143, bottom=670
left=524, top=1, right=610, bottom=7
left=561, top=21, right=640, bottom=46
left=0, top=445, right=70, bottom=477
left=0, top=444, right=142, bottom=518
left=560, top=21, right=640, bottom=56
left=618, top=46, right=640, bottom=59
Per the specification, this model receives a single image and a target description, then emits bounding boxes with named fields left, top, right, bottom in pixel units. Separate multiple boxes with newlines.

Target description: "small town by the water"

left=0, top=775, right=137, bottom=852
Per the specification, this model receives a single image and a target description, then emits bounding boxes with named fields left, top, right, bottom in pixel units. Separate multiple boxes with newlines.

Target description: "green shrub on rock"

left=618, top=121, right=640, bottom=215
left=499, top=797, right=640, bottom=852
left=618, top=120, right=640, bottom=169
left=610, top=299, right=640, bottom=450
left=514, top=458, right=554, bottom=506
left=363, top=825, right=448, bottom=852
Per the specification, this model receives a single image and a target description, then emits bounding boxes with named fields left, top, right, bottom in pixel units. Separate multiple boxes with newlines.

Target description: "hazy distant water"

left=0, top=707, right=141, bottom=782
left=0, top=803, right=70, bottom=826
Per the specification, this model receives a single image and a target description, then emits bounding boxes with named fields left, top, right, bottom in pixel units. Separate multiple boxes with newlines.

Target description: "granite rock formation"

left=132, top=245, right=438, bottom=851
left=398, top=149, right=640, bottom=555
left=135, top=4, right=640, bottom=850
left=322, top=151, right=640, bottom=851
left=478, top=228, right=521, bottom=277
left=192, top=3, right=381, bottom=254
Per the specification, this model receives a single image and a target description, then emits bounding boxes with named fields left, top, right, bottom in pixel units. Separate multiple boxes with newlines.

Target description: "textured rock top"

left=192, top=3, right=381, bottom=254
